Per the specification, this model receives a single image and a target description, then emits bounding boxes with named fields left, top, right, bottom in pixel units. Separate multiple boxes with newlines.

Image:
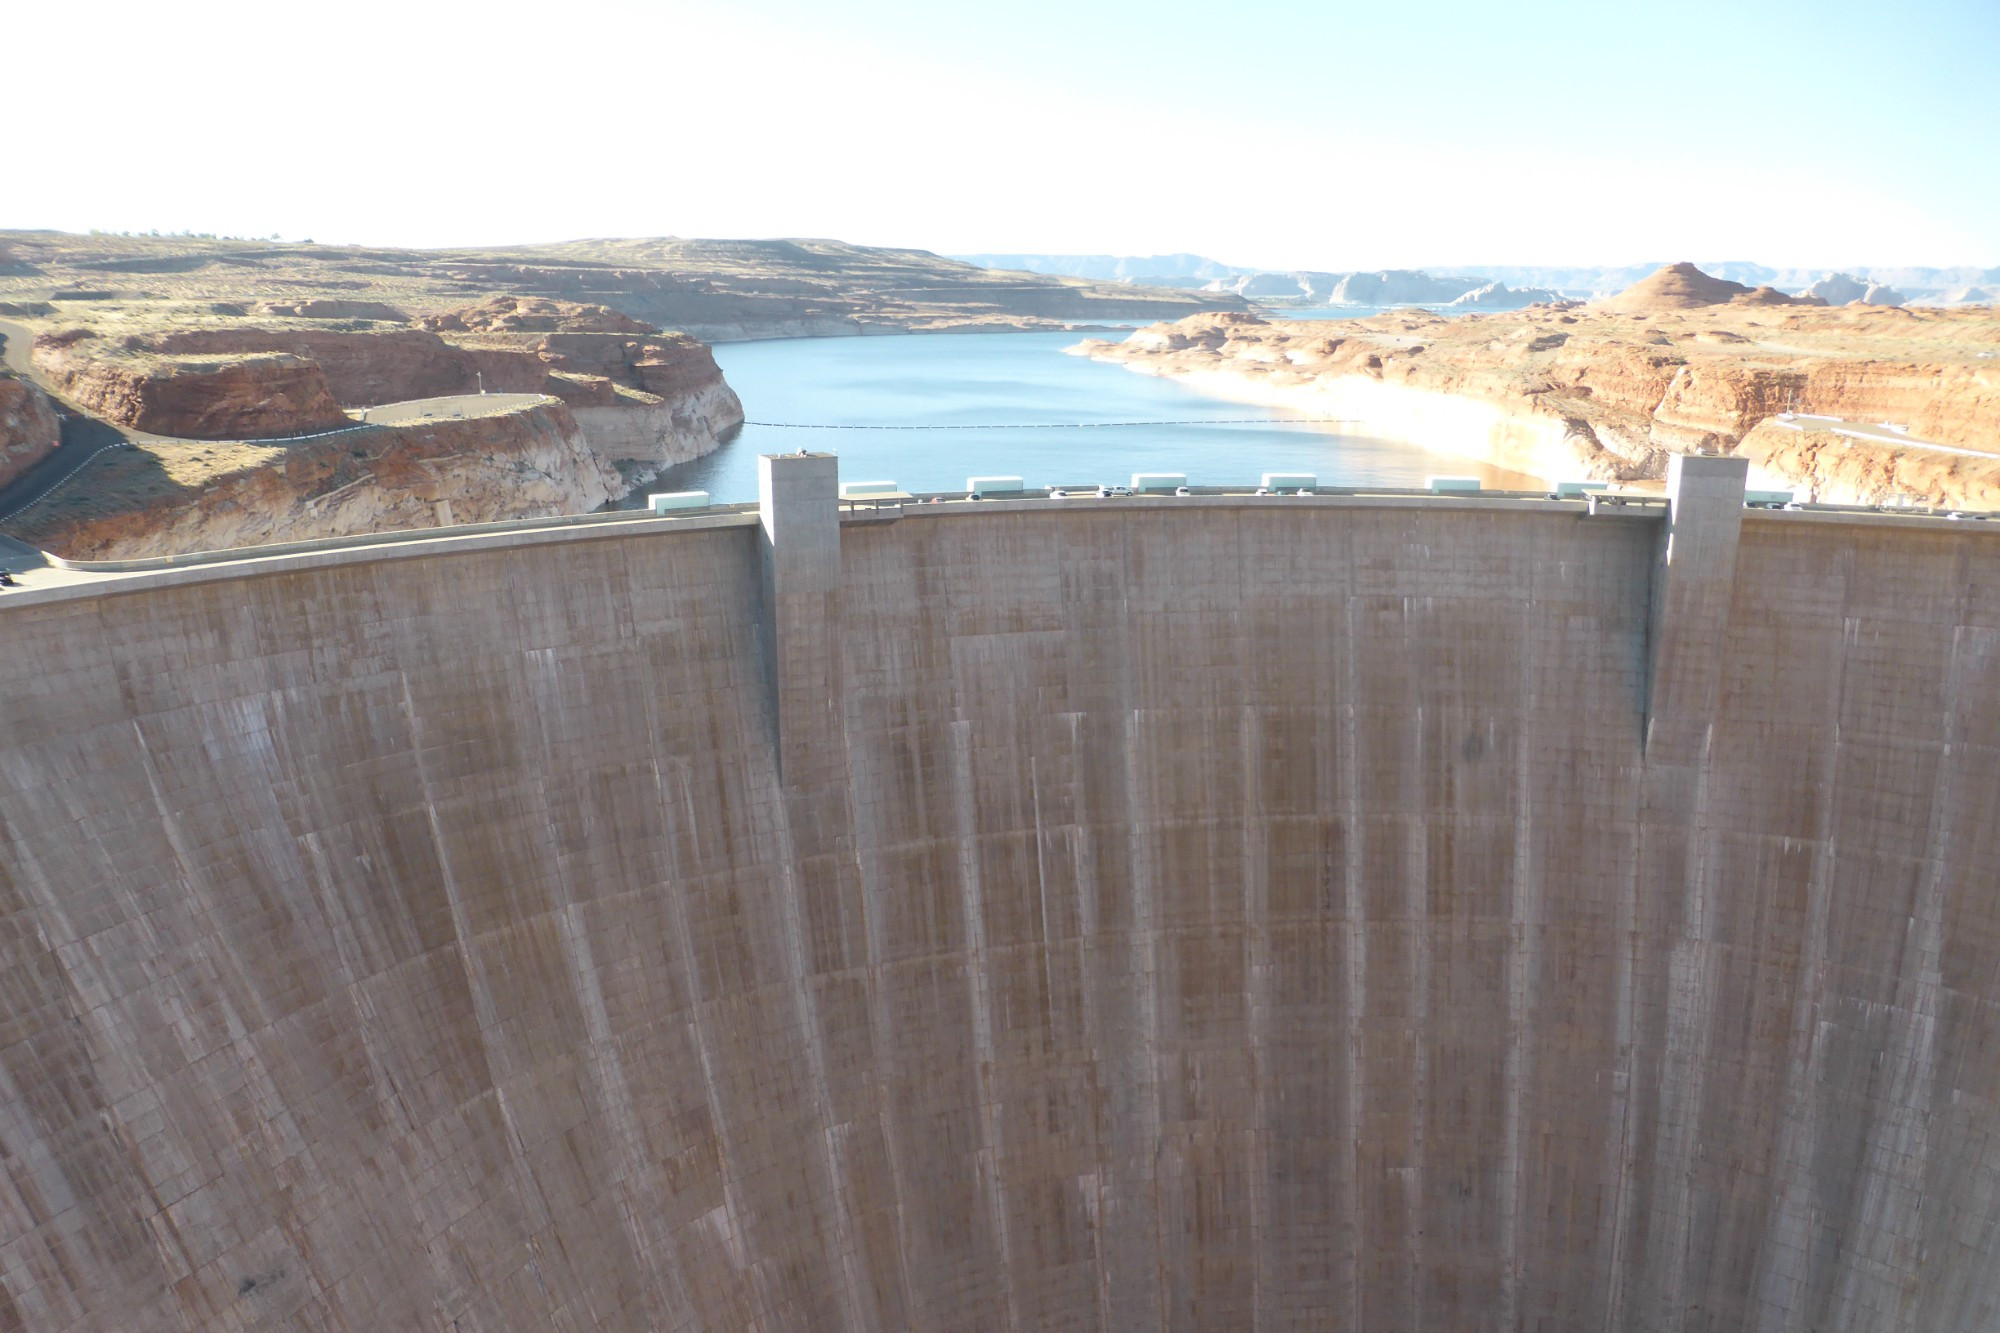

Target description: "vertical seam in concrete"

left=1241, top=703, right=1272, bottom=1333
left=525, top=649, right=695, bottom=1330
left=848, top=740, right=920, bottom=1330
left=1123, top=704, right=1170, bottom=1332
left=0, top=774, right=211, bottom=1304
left=1883, top=626, right=1968, bottom=1333
left=951, top=717, right=1023, bottom=1333
left=1340, top=588, right=1367, bottom=1333
left=1060, top=709, right=1114, bottom=1333
left=1750, top=608, right=1851, bottom=1333
left=1407, top=696, right=1429, bottom=1333
left=1830, top=620, right=1957, bottom=1332
left=1658, top=729, right=1720, bottom=1333
left=1501, top=568, right=1543, bottom=1331
left=398, top=674, right=563, bottom=1311
left=653, top=755, right=768, bottom=1321
left=769, top=777, right=872, bottom=1330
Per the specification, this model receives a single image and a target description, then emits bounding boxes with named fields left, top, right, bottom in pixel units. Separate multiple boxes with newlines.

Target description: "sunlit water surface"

left=641, top=328, right=1533, bottom=503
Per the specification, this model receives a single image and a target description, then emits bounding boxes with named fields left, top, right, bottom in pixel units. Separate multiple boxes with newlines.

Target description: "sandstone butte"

left=1080, top=264, right=2000, bottom=509
left=1, top=295, right=746, bottom=559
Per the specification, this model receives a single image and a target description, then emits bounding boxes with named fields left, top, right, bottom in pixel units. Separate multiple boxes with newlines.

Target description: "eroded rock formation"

left=0, top=375, right=61, bottom=489
left=1600, top=262, right=1825, bottom=314
left=8, top=398, right=617, bottom=559
left=13, top=296, right=745, bottom=538
left=1081, top=286, right=2000, bottom=505
left=33, top=329, right=352, bottom=439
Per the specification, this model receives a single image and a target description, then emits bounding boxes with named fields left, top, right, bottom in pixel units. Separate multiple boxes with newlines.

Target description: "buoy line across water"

left=742, top=418, right=1360, bottom=430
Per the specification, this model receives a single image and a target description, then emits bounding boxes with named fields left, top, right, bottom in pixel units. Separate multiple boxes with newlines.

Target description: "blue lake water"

left=643, top=329, right=1530, bottom=503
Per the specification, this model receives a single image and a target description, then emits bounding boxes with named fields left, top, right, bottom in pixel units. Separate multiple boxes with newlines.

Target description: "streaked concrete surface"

left=2, top=468, right=1999, bottom=1330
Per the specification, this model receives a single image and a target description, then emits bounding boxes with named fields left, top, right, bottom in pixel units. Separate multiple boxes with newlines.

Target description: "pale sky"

left=10, top=0, right=1997, bottom=268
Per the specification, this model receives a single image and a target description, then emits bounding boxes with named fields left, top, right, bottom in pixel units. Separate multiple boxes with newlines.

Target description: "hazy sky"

left=11, top=0, right=1996, bottom=268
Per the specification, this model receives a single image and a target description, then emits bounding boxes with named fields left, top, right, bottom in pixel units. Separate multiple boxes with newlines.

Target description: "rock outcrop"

left=1325, top=269, right=1486, bottom=306
left=419, top=294, right=655, bottom=335
left=0, top=375, right=60, bottom=489
left=1081, top=298, right=2000, bottom=506
left=26, top=299, right=744, bottom=483
left=1212, top=269, right=1490, bottom=306
left=1447, top=280, right=1567, bottom=309
left=1800, top=272, right=1869, bottom=304
left=252, top=299, right=409, bottom=320
left=34, top=330, right=352, bottom=439
left=1600, top=262, right=1825, bottom=314
left=1920, top=284, right=1999, bottom=307
left=8, top=398, right=617, bottom=560
left=10, top=294, right=745, bottom=550
left=1798, top=273, right=1911, bottom=308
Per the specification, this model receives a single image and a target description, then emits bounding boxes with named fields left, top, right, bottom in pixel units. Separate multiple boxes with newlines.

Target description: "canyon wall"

left=30, top=315, right=743, bottom=447
left=33, top=330, right=352, bottom=440
left=1083, top=310, right=2000, bottom=505
left=4, top=484, right=2000, bottom=1329
left=8, top=400, right=616, bottom=560
left=570, top=380, right=745, bottom=481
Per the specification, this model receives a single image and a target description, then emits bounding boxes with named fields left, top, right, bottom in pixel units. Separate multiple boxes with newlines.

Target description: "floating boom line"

left=741, top=418, right=1361, bottom=430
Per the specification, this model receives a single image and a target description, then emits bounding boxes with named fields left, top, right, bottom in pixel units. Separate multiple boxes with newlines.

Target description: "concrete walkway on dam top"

left=9, top=454, right=2000, bottom=1329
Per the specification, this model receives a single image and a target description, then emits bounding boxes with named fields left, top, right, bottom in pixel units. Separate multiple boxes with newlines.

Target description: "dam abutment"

left=4, top=471, right=2000, bottom=1329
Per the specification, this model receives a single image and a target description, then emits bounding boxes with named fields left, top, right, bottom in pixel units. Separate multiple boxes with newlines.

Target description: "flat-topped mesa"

left=32, top=327, right=351, bottom=438
left=8, top=294, right=745, bottom=555
left=23, top=295, right=742, bottom=511
left=33, top=296, right=736, bottom=423
left=417, top=294, right=657, bottom=335
left=6, top=397, right=620, bottom=561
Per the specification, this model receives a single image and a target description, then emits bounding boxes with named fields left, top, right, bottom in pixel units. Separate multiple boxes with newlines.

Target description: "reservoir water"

left=644, top=329, right=1534, bottom=502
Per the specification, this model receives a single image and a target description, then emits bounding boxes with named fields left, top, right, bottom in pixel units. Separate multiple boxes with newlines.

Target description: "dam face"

left=3, top=460, right=2000, bottom=1331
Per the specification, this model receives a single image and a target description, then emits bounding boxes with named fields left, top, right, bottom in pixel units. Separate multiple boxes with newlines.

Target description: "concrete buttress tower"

left=758, top=451, right=845, bottom=786
left=1645, top=454, right=1749, bottom=762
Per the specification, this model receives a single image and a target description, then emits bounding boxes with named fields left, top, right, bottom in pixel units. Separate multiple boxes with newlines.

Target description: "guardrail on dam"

left=2, top=456, right=1998, bottom=1330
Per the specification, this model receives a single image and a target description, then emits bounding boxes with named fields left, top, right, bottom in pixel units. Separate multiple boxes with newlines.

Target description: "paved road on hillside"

left=1775, top=413, right=1999, bottom=459
left=0, top=319, right=141, bottom=525
left=1, top=317, right=544, bottom=527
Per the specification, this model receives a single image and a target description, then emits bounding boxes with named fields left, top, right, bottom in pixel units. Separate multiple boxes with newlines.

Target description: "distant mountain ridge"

left=950, top=253, right=1257, bottom=288
left=957, top=254, right=2000, bottom=306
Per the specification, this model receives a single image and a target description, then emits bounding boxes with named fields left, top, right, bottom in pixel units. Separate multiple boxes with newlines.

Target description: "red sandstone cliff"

left=32, top=329, right=351, bottom=439
left=9, top=398, right=620, bottom=560
left=0, top=376, right=61, bottom=490
left=21, top=298, right=744, bottom=526
left=1083, top=295, right=2000, bottom=507
left=34, top=296, right=741, bottom=438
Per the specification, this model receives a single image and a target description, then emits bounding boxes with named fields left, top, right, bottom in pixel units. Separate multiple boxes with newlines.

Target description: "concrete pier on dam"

left=4, top=455, right=2000, bottom=1331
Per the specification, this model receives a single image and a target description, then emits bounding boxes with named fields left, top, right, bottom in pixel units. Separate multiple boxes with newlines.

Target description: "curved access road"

left=0, top=319, right=138, bottom=525
left=1, top=316, right=553, bottom=526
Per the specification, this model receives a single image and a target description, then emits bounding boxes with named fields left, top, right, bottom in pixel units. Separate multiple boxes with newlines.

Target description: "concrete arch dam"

left=3, top=457, right=1999, bottom=1330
